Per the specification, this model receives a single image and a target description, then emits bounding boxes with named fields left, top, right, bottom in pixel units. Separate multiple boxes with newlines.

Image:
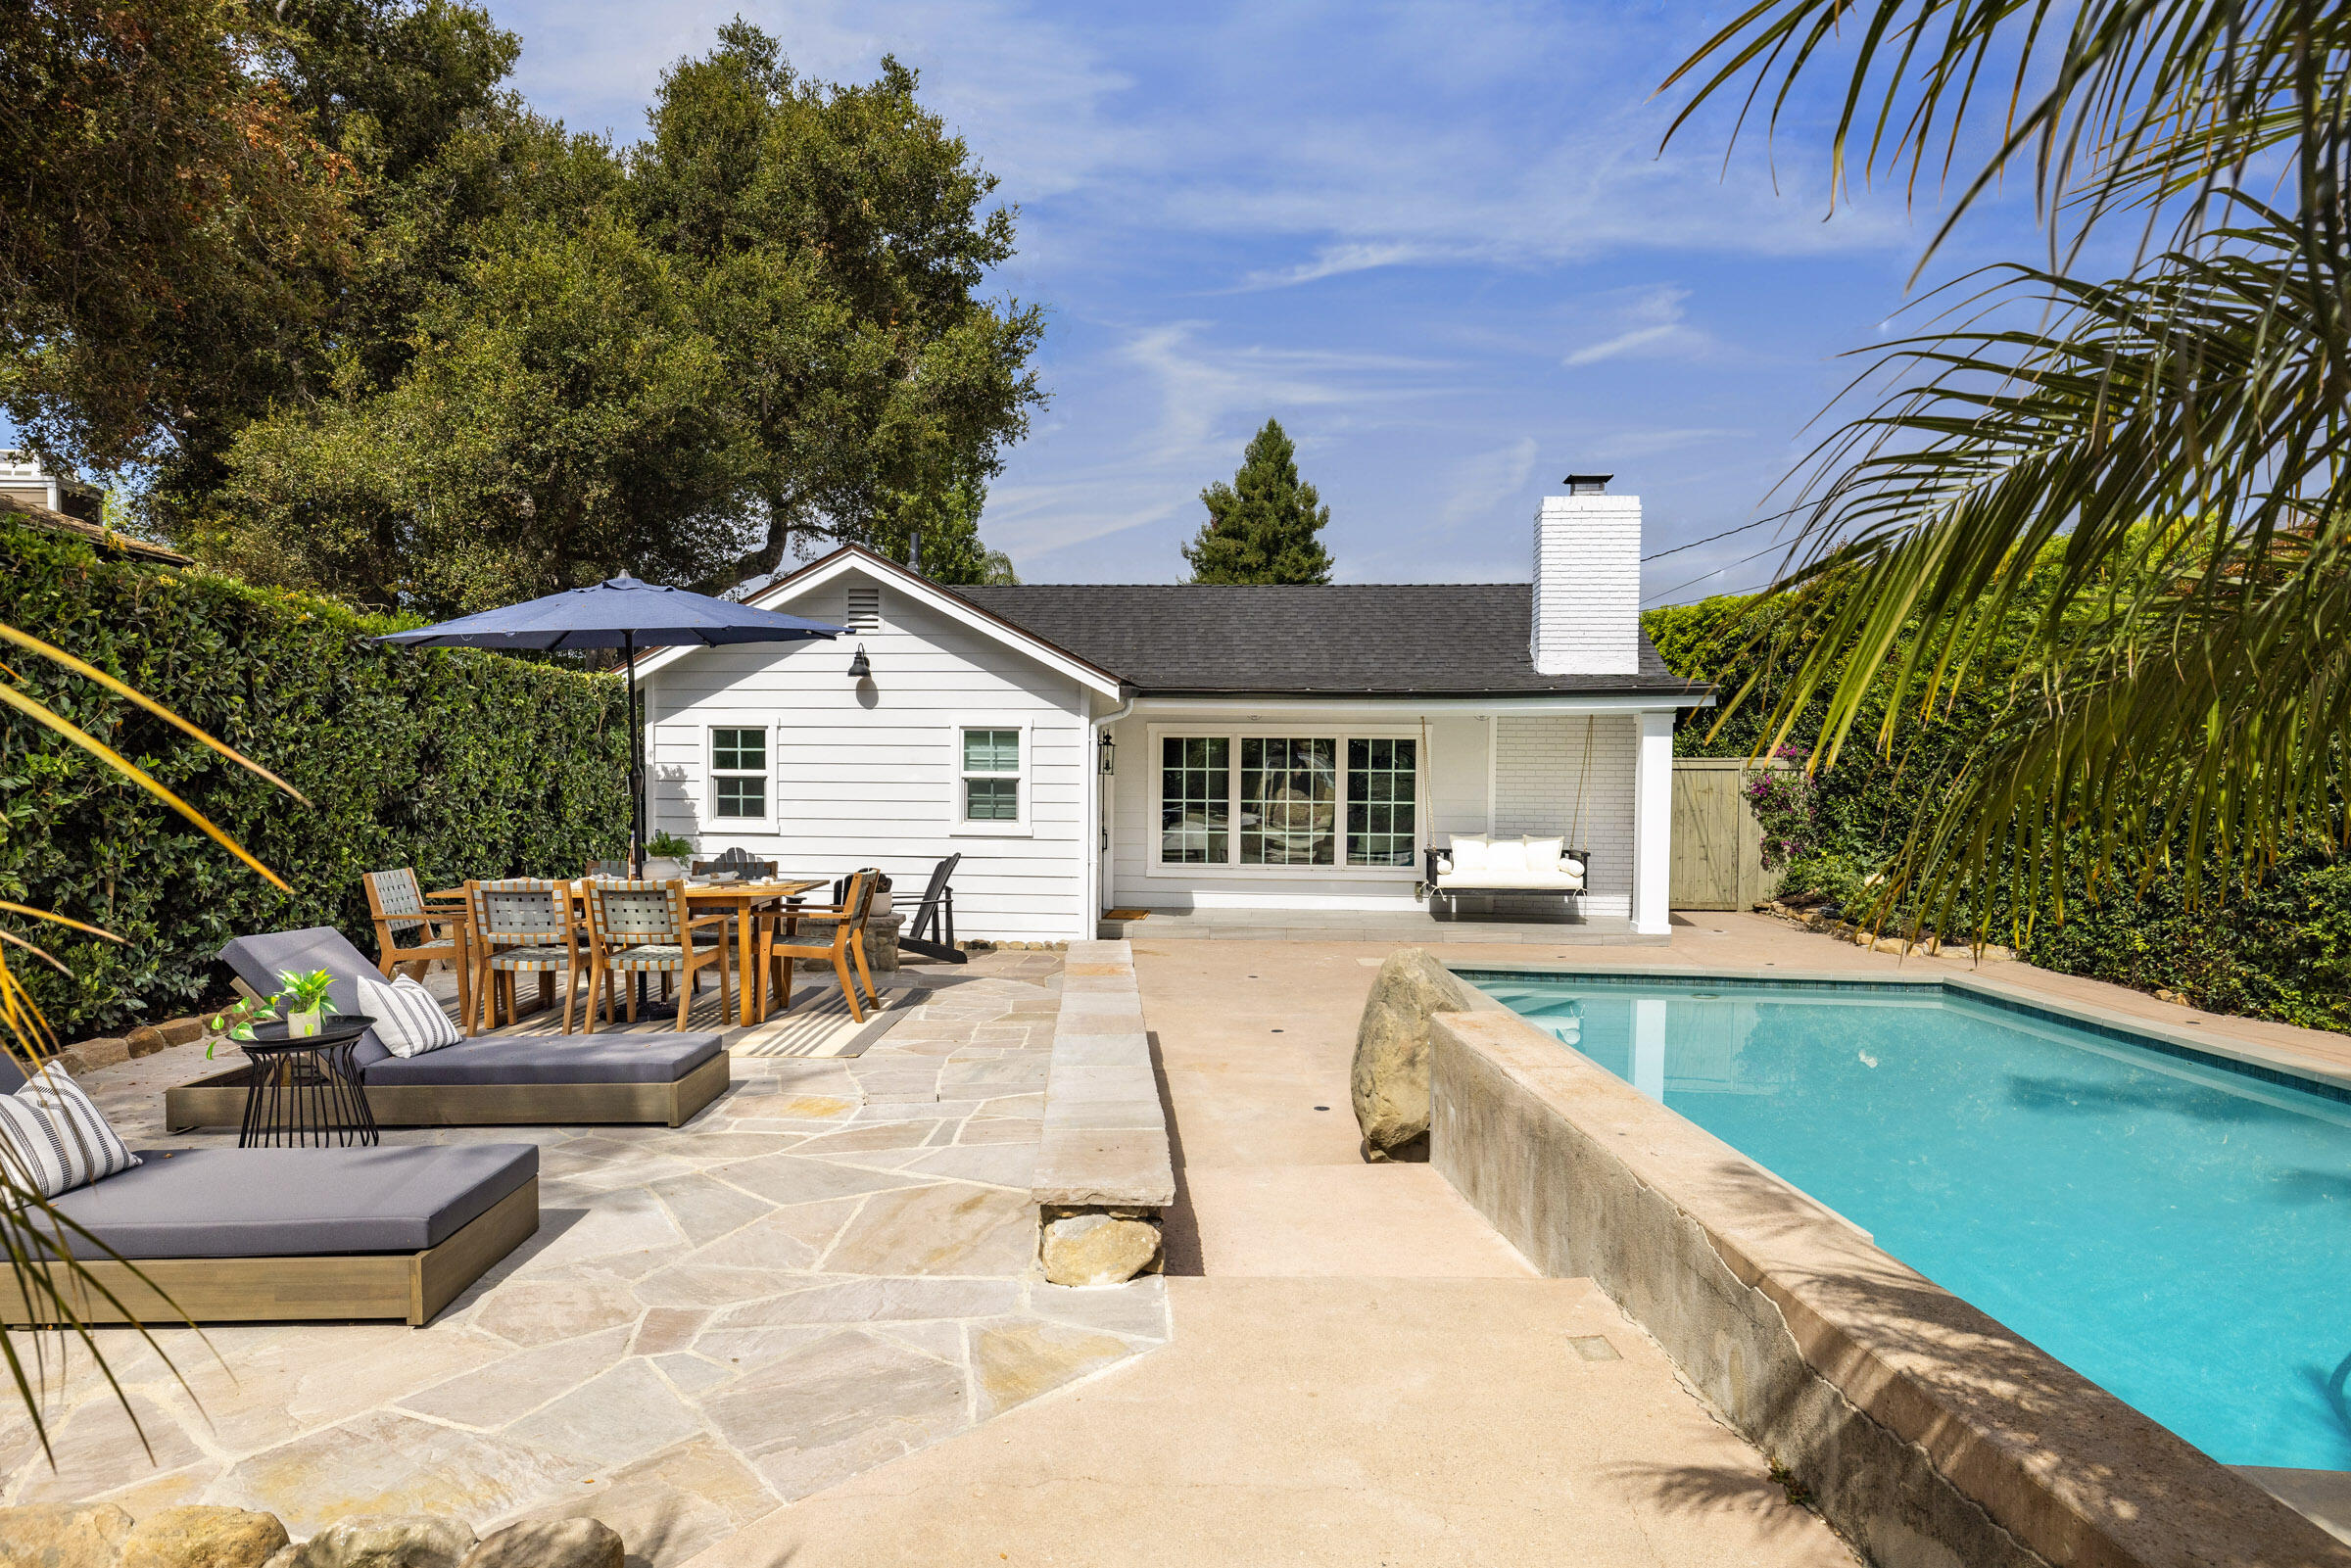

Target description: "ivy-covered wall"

left=0, top=520, right=629, bottom=1036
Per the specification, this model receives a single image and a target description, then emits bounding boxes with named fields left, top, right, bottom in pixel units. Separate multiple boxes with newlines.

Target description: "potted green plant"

left=202, top=994, right=280, bottom=1059
left=275, top=969, right=338, bottom=1037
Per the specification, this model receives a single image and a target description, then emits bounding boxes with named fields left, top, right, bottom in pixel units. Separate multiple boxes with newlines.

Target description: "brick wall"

left=1493, top=713, right=1636, bottom=918
left=1530, top=494, right=1643, bottom=675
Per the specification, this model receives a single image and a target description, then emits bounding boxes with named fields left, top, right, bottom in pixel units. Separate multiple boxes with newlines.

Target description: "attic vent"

left=845, top=585, right=882, bottom=630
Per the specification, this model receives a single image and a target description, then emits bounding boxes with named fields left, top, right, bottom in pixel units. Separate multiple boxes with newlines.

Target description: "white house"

left=632, top=479, right=1710, bottom=941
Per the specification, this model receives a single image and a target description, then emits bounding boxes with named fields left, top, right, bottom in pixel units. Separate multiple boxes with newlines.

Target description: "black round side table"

left=238, top=1017, right=381, bottom=1148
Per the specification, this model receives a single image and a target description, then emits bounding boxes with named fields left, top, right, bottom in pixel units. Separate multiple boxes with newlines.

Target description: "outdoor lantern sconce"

left=847, top=643, right=871, bottom=680
left=1098, top=733, right=1116, bottom=774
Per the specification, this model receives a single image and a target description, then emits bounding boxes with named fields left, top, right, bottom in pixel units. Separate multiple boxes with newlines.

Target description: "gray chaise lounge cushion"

left=41, top=1143, right=537, bottom=1259
left=220, top=927, right=723, bottom=1086
left=360, top=1031, right=723, bottom=1086
left=218, top=927, right=395, bottom=1069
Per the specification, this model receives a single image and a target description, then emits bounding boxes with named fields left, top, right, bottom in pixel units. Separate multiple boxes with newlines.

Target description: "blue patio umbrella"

left=377, top=573, right=843, bottom=873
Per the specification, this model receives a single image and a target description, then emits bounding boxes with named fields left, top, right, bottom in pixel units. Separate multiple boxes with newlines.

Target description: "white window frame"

left=951, top=716, right=1032, bottom=838
left=1144, top=722, right=1424, bottom=879
left=704, top=722, right=776, bottom=833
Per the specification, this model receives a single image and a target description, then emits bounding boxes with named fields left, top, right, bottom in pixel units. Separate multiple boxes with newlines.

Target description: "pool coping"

left=1445, top=960, right=2351, bottom=1103
left=1426, top=968, right=2351, bottom=1568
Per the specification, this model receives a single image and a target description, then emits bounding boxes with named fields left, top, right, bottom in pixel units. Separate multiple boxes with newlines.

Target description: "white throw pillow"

left=0, top=1065, right=139, bottom=1198
left=1523, top=836, right=1565, bottom=871
left=355, top=973, right=462, bottom=1058
left=1560, top=856, right=1587, bottom=878
left=1445, top=835, right=1489, bottom=876
left=1483, top=837, right=1527, bottom=877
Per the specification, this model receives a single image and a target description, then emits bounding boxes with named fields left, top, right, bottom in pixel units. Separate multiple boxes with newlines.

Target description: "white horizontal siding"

left=647, top=564, right=1089, bottom=940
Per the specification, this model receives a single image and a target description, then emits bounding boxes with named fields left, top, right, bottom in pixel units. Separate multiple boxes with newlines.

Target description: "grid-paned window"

left=1160, top=737, right=1230, bottom=863
left=1240, top=737, right=1336, bottom=866
left=1346, top=737, right=1418, bottom=866
left=962, top=728, right=1021, bottom=822
left=711, top=728, right=766, bottom=819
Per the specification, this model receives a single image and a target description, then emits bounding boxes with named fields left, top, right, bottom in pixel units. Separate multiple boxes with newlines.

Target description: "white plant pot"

left=288, top=1009, right=323, bottom=1038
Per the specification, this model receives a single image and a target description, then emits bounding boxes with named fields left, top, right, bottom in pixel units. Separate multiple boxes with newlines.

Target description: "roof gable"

left=631, top=546, right=1124, bottom=696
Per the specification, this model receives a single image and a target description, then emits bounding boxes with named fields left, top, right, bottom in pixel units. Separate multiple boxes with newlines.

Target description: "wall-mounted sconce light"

left=847, top=643, right=871, bottom=680
left=1098, top=732, right=1116, bottom=774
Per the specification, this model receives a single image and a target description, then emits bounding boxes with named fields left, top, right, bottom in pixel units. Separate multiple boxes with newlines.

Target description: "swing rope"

left=1567, top=715, right=1595, bottom=850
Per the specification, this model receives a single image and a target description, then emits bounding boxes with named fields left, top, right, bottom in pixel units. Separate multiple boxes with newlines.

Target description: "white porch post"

left=1630, top=709, right=1675, bottom=935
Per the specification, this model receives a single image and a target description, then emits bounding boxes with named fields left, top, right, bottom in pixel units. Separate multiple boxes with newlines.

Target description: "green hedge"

left=0, top=519, right=629, bottom=1036
left=1645, top=595, right=2351, bottom=1034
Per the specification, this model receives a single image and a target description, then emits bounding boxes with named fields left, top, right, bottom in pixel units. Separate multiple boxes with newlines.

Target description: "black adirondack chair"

left=898, top=853, right=966, bottom=964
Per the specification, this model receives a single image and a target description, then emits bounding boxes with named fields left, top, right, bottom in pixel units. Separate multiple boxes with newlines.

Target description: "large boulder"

left=1350, top=948, right=1468, bottom=1162
left=120, top=1508, right=289, bottom=1568
left=0, top=1503, right=134, bottom=1568
left=458, top=1521, right=621, bottom=1568
left=262, top=1518, right=474, bottom=1568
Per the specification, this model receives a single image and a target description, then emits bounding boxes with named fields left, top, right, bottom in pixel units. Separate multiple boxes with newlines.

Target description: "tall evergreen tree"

left=1182, top=418, right=1333, bottom=585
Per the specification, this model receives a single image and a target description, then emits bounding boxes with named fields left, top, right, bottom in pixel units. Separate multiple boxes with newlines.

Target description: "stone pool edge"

left=1427, top=996, right=2351, bottom=1568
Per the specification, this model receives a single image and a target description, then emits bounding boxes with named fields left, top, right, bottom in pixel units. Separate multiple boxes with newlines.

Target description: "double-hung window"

left=1155, top=731, right=1416, bottom=871
left=960, top=727, right=1022, bottom=825
left=710, top=727, right=769, bottom=822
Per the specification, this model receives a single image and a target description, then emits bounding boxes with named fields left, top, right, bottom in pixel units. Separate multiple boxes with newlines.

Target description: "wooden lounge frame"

left=0, top=1178, right=539, bottom=1328
left=162, top=1050, right=730, bottom=1133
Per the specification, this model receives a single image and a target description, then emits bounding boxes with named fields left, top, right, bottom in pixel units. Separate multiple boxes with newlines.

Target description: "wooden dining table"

left=433, top=877, right=831, bottom=1029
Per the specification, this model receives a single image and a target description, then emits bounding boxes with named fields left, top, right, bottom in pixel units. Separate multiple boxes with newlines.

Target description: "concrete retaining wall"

left=1428, top=1007, right=2350, bottom=1568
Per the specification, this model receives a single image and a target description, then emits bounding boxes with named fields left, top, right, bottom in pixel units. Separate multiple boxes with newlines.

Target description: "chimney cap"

left=1562, top=473, right=1613, bottom=496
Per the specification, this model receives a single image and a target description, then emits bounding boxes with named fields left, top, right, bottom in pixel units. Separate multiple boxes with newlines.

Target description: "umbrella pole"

left=627, top=630, right=646, bottom=879
left=626, top=629, right=648, bottom=1016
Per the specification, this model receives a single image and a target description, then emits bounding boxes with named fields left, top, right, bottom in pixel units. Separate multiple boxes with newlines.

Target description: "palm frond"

left=1728, top=206, right=2351, bottom=933
left=0, top=621, right=298, bottom=1456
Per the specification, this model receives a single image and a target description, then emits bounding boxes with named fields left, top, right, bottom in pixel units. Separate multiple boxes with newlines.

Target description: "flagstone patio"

left=0, top=950, right=1168, bottom=1564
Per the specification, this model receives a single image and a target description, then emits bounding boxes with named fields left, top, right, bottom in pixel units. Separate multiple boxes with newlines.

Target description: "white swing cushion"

left=1433, top=834, right=1586, bottom=892
left=1438, top=834, right=1488, bottom=877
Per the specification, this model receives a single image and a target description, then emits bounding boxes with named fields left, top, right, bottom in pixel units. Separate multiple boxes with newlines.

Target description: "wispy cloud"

left=1564, top=285, right=1716, bottom=366
left=483, top=0, right=2008, bottom=584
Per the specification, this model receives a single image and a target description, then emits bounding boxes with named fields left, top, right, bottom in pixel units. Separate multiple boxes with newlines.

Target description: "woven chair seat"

left=486, top=944, right=573, bottom=972
left=610, top=944, right=692, bottom=969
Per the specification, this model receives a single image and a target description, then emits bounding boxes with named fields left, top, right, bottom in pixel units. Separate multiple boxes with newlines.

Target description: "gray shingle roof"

left=952, top=583, right=1707, bottom=698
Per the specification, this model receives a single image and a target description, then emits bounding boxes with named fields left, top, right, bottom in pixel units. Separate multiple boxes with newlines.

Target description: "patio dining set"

left=363, top=851, right=889, bottom=1036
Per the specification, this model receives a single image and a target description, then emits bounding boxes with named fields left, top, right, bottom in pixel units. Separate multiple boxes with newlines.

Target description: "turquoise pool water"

left=1464, top=973, right=2351, bottom=1471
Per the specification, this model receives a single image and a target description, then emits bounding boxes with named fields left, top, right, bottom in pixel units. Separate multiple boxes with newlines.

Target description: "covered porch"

left=1092, top=699, right=1681, bottom=938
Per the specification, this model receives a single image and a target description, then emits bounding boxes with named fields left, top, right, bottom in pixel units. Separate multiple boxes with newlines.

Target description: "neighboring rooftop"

left=955, top=582, right=1705, bottom=698
left=0, top=491, right=193, bottom=567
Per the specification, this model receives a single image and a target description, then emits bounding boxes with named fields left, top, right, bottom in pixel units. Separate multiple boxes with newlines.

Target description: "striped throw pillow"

left=356, top=973, right=461, bottom=1058
left=0, top=1066, right=139, bottom=1198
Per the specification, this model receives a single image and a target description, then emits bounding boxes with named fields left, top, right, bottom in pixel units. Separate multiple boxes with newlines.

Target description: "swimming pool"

left=1463, top=971, right=2351, bottom=1472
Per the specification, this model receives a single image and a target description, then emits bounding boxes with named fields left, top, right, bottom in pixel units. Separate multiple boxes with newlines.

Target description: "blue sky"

left=497, top=0, right=1974, bottom=600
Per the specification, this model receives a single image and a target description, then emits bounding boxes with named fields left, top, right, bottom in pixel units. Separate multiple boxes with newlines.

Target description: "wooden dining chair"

left=364, top=868, right=471, bottom=1030
left=582, top=879, right=730, bottom=1032
left=759, top=868, right=882, bottom=1022
left=465, top=879, right=582, bottom=1033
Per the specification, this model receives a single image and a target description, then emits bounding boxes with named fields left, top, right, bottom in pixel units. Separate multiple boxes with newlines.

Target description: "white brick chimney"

left=1530, top=475, right=1642, bottom=675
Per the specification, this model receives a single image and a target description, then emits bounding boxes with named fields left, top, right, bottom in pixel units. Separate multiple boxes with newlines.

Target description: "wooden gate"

left=1670, top=758, right=1784, bottom=910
